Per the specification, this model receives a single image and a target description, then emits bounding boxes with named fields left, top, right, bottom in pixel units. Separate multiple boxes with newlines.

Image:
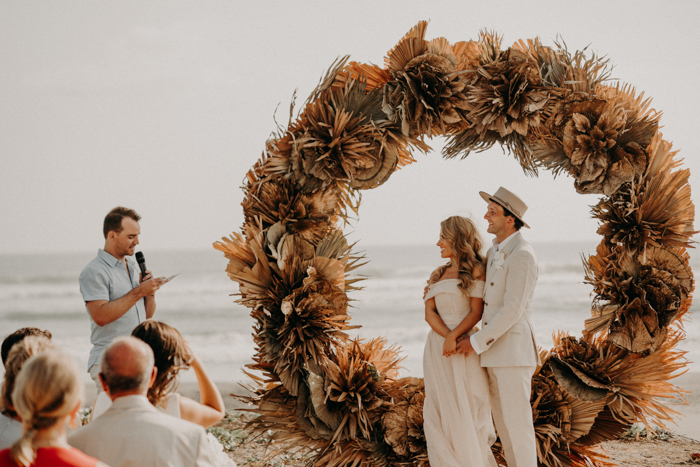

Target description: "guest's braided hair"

left=429, top=216, right=485, bottom=294
left=10, top=349, right=82, bottom=467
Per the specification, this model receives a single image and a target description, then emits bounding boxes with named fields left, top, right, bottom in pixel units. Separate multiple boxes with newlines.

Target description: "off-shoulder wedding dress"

left=423, top=279, right=498, bottom=467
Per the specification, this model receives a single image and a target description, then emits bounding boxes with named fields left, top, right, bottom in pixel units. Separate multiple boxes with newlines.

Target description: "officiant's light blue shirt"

left=79, top=249, right=145, bottom=370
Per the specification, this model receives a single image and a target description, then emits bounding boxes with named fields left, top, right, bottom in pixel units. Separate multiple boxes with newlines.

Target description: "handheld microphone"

left=135, top=252, right=148, bottom=278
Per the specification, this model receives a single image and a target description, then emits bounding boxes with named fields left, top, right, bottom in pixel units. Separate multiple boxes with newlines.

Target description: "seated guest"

left=0, top=349, right=106, bottom=467
left=1, top=329, right=52, bottom=367
left=93, top=321, right=225, bottom=428
left=68, top=337, right=220, bottom=467
left=0, top=337, right=54, bottom=450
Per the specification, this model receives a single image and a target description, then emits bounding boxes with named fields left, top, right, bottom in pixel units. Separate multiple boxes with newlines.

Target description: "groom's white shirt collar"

left=493, top=230, right=519, bottom=252
left=490, top=231, right=520, bottom=266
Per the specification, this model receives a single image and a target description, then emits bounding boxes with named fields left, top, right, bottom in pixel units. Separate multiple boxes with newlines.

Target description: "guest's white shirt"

left=0, top=413, right=22, bottom=450
left=69, top=395, right=219, bottom=467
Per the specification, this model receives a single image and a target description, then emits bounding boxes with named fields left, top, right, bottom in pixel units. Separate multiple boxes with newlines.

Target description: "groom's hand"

left=456, top=336, right=474, bottom=355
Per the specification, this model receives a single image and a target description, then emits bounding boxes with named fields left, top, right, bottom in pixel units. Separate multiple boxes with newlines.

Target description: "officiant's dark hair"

left=103, top=206, right=141, bottom=238
left=501, top=206, right=524, bottom=231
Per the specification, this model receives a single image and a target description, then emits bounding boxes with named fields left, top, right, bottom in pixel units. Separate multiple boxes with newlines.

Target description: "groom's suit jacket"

left=471, top=232, right=540, bottom=367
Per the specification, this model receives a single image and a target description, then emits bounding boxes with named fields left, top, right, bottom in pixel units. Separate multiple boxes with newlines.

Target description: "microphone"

left=135, top=252, right=148, bottom=278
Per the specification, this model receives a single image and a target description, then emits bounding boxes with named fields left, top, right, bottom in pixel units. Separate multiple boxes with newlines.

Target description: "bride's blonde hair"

left=429, top=216, right=485, bottom=294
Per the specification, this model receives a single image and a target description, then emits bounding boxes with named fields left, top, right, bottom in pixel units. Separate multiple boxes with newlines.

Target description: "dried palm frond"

left=476, top=29, right=503, bottom=65
left=637, top=246, right=693, bottom=327
left=271, top=262, right=352, bottom=393
left=242, top=178, right=340, bottom=259
left=513, top=37, right=611, bottom=92
left=334, top=61, right=391, bottom=92
left=331, top=60, right=431, bottom=171
left=575, top=406, right=632, bottom=446
left=214, top=223, right=272, bottom=310
left=382, top=21, right=472, bottom=137
left=532, top=360, right=587, bottom=466
left=444, top=47, right=550, bottom=174
left=296, top=82, right=389, bottom=182
left=305, top=55, right=351, bottom=108
left=320, top=338, right=397, bottom=441
left=562, top=103, right=648, bottom=195
left=549, top=335, right=619, bottom=402
left=530, top=84, right=659, bottom=193
left=381, top=377, right=429, bottom=466
left=553, top=332, right=687, bottom=429
left=593, top=132, right=696, bottom=252
left=585, top=242, right=692, bottom=352
left=564, top=444, right=616, bottom=467
left=607, top=297, right=666, bottom=354
left=314, top=438, right=390, bottom=467
left=583, top=240, right=637, bottom=306
left=292, top=75, right=421, bottom=194
left=606, top=329, right=688, bottom=429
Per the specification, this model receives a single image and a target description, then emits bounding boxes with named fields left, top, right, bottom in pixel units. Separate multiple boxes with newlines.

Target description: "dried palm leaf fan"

left=217, top=21, right=694, bottom=467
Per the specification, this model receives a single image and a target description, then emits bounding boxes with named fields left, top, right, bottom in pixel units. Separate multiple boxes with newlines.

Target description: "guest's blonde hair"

left=429, top=216, right=485, bottom=294
left=10, top=349, right=83, bottom=467
left=1, top=335, right=53, bottom=418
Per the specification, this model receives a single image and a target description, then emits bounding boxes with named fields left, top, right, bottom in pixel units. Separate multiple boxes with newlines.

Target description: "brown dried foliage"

left=445, top=46, right=550, bottom=174
left=593, top=132, right=696, bottom=252
left=584, top=239, right=693, bottom=354
left=381, top=377, right=429, bottom=467
left=219, top=23, right=695, bottom=467
left=382, top=21, right=477, bottom=137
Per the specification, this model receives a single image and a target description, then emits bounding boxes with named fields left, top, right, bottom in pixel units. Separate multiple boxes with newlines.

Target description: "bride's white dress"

left=423, top=279, right=497, bottom=467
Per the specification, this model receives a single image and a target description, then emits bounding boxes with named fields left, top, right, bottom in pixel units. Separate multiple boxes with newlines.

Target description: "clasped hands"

left=442, top=332, right=474, bottom=357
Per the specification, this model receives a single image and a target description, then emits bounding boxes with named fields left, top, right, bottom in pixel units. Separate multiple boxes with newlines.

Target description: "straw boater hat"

left=479, top=186, right=530, bottom=229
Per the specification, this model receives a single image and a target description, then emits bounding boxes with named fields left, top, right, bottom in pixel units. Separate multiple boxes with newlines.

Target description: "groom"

left=457, top=186, right=540, bottom=467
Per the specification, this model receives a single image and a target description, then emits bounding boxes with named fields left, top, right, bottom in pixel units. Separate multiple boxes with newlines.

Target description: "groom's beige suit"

left=470, top=231, right=540, bottom=467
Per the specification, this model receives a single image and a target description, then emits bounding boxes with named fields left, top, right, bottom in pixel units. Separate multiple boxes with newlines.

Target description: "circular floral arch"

left=215, top=22, right=695, bottom=467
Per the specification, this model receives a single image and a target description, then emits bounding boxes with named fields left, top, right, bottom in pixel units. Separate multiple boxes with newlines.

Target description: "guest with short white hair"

left=68, top=336, right=220, bottom=467
left=0, top=349, right=106, bottom=467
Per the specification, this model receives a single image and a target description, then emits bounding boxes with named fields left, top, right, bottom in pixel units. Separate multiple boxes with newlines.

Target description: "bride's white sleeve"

left=469, top=280, right=485, bottom=299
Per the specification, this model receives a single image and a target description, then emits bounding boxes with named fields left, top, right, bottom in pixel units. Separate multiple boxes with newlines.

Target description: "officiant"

left=78, top=206, right=164, bottom=395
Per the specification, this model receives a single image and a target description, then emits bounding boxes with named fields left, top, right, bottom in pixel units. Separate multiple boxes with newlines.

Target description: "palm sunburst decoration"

left=216, top=21, right=694, bottom=467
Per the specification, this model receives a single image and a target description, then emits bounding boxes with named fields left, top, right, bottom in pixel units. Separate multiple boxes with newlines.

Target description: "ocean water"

left=1, top=241, right=698, bottom=385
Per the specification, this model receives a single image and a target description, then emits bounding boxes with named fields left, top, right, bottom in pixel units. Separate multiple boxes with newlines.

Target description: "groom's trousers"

left=487, top=366, right=537, bottom=467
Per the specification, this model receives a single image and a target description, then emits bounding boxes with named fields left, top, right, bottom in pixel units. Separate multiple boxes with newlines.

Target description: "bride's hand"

left=443, top=334, right=457, bottom=357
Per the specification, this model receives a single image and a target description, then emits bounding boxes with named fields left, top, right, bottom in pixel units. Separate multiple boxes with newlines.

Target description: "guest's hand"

left=443, top=334, right=457, bottom=357
left=456, top=336, right=474, bottom=356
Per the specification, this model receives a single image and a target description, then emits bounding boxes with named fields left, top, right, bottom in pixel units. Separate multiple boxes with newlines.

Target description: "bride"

left=423, top=216, right=497, bottom=467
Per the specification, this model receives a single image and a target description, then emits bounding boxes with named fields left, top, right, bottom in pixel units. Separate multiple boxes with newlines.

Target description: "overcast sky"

left=1, top=1, right=698, bottom=254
